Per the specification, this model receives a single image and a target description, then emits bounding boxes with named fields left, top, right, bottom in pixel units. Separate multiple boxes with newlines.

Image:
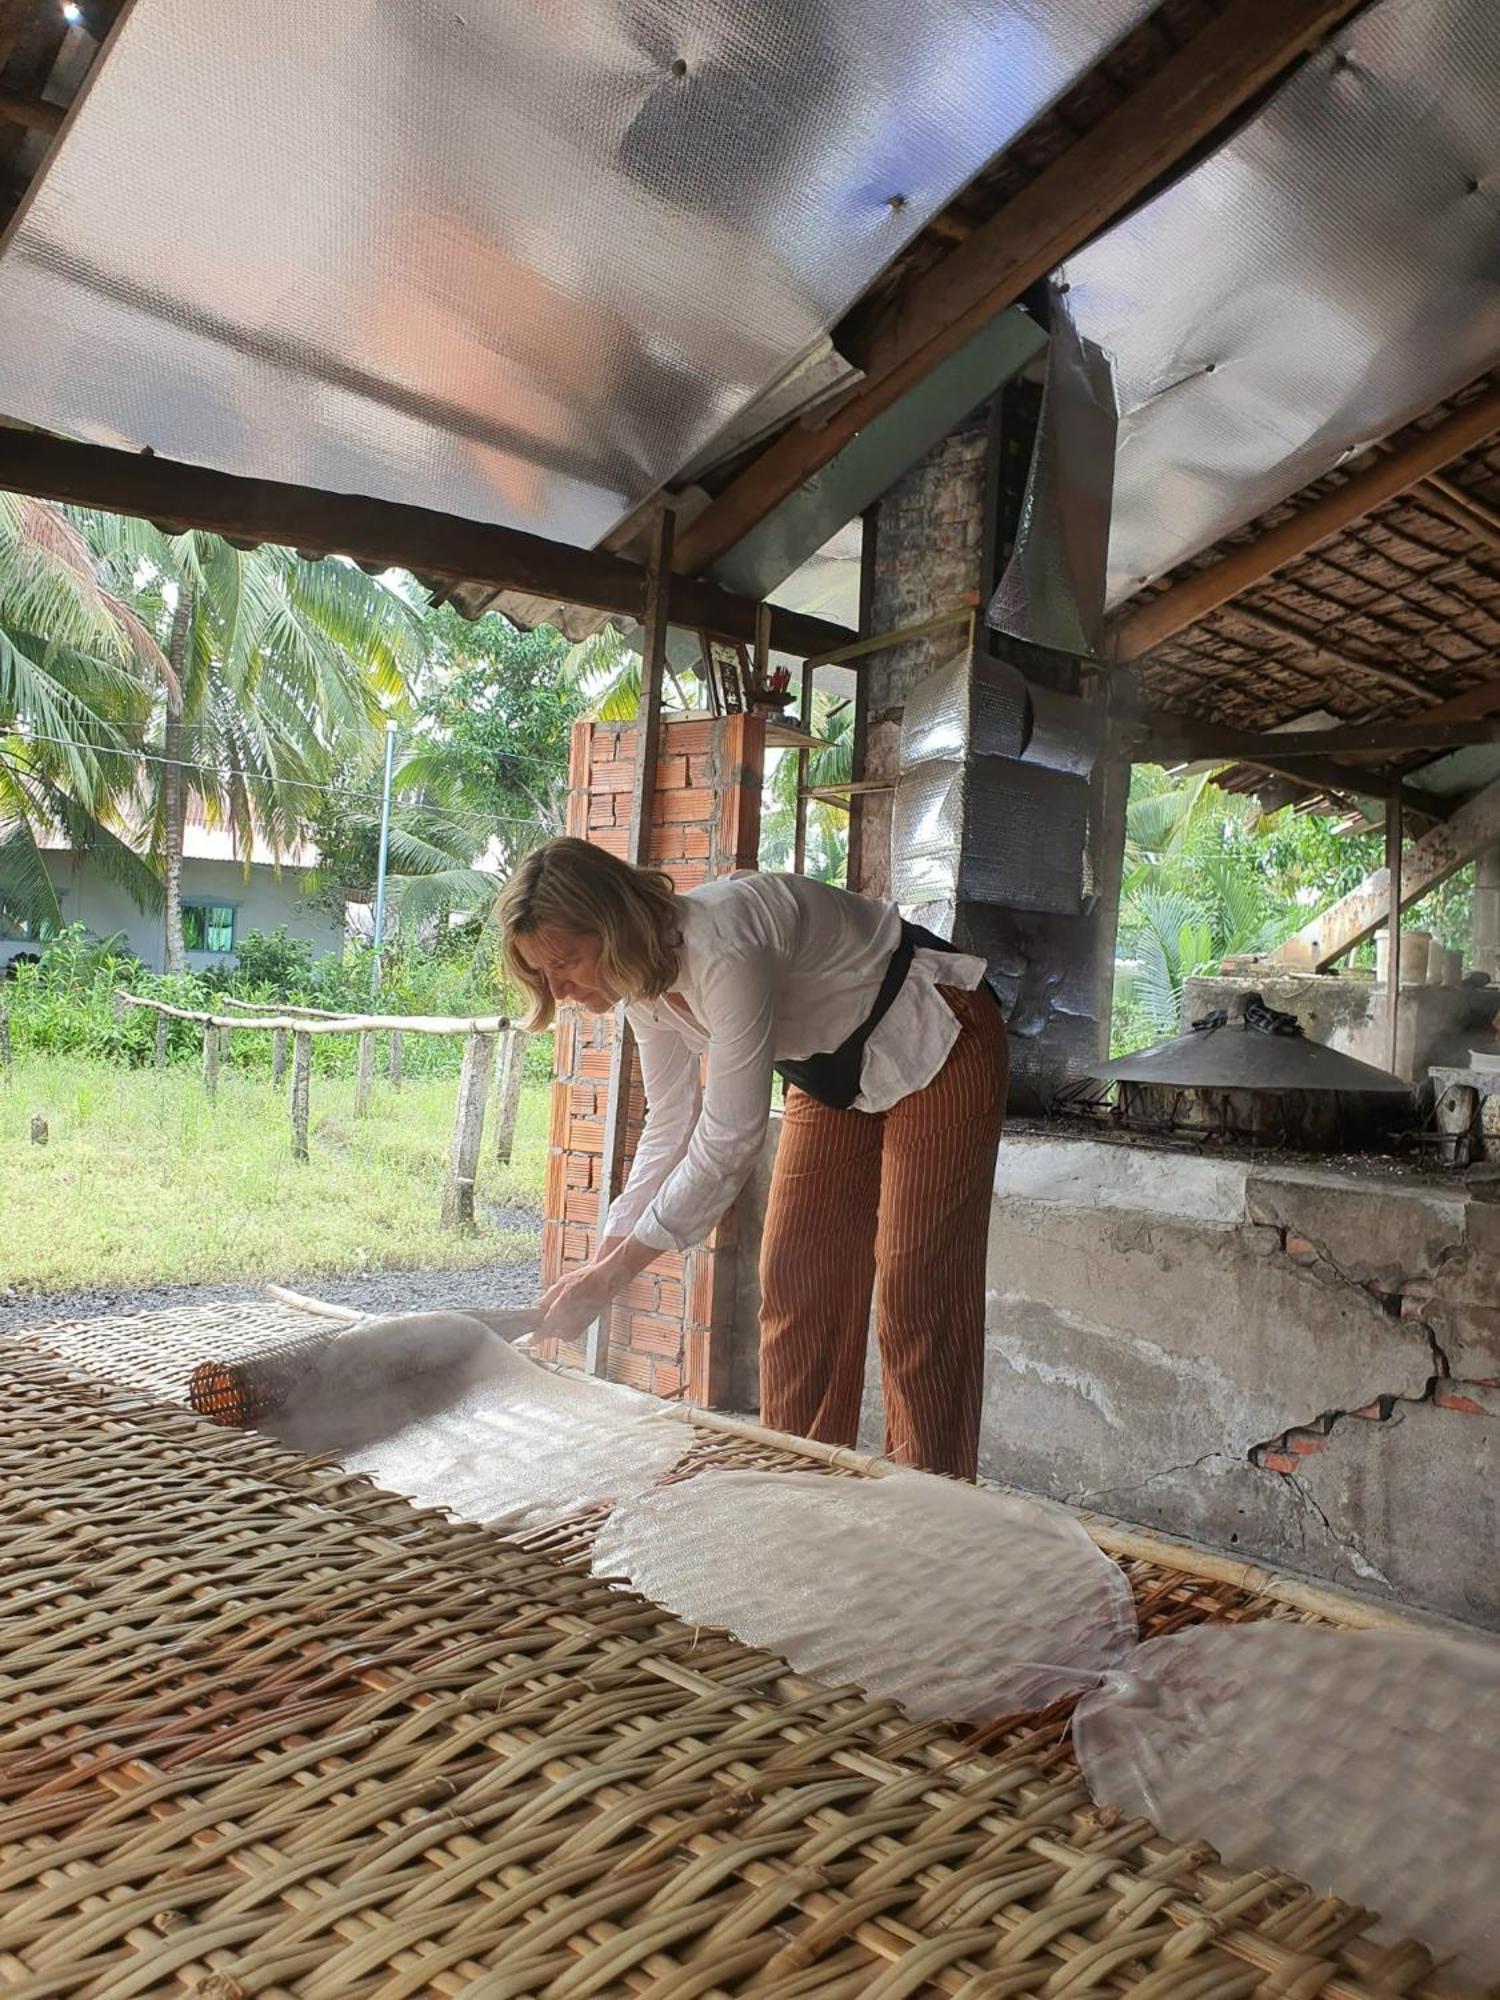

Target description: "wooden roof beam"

left=1112, top=380, right=1500, bottom=661
left=673, top=0, right=1367, bottom=579
left=0, top=429, right=856, bottom=659
left=1135, top=715, right=1500, bottom=762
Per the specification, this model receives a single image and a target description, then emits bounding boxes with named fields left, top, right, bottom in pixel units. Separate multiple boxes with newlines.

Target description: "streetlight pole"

left=371, top=719, right=397, bottom=998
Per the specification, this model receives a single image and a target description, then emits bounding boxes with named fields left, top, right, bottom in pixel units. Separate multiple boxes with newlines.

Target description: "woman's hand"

left=537, top=1234, right=658, bottom=1342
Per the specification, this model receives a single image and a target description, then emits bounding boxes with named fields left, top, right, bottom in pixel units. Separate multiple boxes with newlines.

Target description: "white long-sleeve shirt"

left=600, top=873, right=989, bottom=1255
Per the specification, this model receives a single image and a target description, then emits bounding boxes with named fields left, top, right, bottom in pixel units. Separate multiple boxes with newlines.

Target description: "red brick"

left=665, top=720, right=712, bottom=754
left=1283, top=1235, right=1319, bottom=1261
left=650, top=1249, right=686, bottom=1283
left=618, top=1275, right=660, bottom=1312
left=567, top=719, right=592, bottom=795
left=655, top=787, right=716, bottom=824
left=653, top=755, right=689, bottom=790
left=1257, top=1450, right=1300, bottom=1475
left=685, top=1326, right=730, bottom=1406
left=540, top=1218, right=566, bottom=1287
left=543, top=1148, right=567, bottom=1221
left=547, top=1081, right=570, bottom=1151
left=651, top=1359, right=684, bottom=1398
left=591, top=826, right=629, bottom=860
left=554, top=1015, right=576, bottom=1076
left=565, top=1152, right=592, bottom=1189
left=681, top=826, right=712, bottom=859
left=656, top=1280, right=685, bottom=1318
left=569, top=1117, right=604, bottom=1154
left=1435, top=1385, right=1487, bottom=1415
left=588, top=794, right=618, bottom=830
left=665, top=866, right=708, bottom=891
left=688, top=756, right=715, bottom=787
left=626, top=1314, right=684, bottom=1357
left=565, top=1190, right=599, bottom=1226
left=562, top=1225, right=591, bottom=1263
left=608, top=1348, right=654, bottom=1392
left=1287, top=1432, right=1326, bottom=1456
left=1347, top=1400, right=1384, bottom=1420
left=578, top=1045, right=612, bottom=1080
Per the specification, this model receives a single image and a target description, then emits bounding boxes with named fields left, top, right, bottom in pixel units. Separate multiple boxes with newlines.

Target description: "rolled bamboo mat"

left=0, top=1346, right=1458, bottom=1998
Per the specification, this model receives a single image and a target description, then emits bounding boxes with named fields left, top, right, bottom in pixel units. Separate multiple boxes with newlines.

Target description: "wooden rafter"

left=1112, top=381, right=1500, bottom=661
left=0, top=429, right=855, bottom=658
left=672, top=0, right=1367, bottom=579
left=1136, top=715, right=1500, bottom=763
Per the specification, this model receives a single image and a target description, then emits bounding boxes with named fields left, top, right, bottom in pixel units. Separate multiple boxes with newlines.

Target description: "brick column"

left=540, top=713, right=762, bottom=1403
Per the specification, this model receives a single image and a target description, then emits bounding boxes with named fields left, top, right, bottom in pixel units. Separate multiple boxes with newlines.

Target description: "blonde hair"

left=498, top=837, right=680, bottom=1029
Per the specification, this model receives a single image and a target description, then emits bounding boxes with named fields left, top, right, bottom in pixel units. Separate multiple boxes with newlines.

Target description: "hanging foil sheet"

left=893, top=756, right=1090, bottom=914
left=1054, top=0, right=1500, bottom=611
left=0, top=0, right=1155, bottom=548
left=594, top=1468, right=1137, bottom=1721
left=987, top=296, right=1118, bottom=658
left=1075, top=1622, right=1500, bottom=1991
left=892, top=644, right=1095, bottom=915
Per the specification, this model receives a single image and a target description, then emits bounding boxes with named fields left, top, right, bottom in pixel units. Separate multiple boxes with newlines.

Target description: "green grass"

left=0, top=1055, right=548, bottom=1293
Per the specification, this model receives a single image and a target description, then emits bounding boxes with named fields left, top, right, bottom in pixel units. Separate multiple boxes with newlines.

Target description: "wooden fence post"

left=354, top=1028, right=376, bottom=1116
left=290, top=1031, right=312, bottom=1162
left=271, top=1027, right=288, bottom=1087
left=0, top=1005, right=11, bottom=1085
left=442, top=1029, right=495, bottom=1228
left=202, top=1022, right=220, bottom=1097
left=493, top=1025, right=526, bottom=1166
left=153, top=1012, right=169, bottom=1069
left=388, top=1029, right=403, bottom=1090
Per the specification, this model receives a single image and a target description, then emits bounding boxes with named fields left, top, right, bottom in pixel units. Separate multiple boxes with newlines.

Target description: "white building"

left=0, top=799, right=343, bottom=973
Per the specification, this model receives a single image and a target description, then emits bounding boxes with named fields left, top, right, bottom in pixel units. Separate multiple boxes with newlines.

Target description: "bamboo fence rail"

left=0, top=1302, right=1469, bottom=1996
left=113, top=992, right=528, bottom=1212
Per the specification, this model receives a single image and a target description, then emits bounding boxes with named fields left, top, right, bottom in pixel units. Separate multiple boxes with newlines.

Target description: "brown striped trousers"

left=758, top=986, right=1009, bottom=1480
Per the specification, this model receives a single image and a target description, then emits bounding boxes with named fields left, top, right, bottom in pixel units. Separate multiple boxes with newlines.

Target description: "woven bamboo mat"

left=0, top=1320, right=1461, bottom=1996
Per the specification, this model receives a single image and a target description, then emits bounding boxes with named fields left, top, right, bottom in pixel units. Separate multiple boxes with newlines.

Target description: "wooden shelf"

left=765, top=721, right=833, bottom=751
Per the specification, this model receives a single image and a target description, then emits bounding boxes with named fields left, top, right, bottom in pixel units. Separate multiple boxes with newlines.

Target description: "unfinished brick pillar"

left=540, top=712, right=762, bottom=1402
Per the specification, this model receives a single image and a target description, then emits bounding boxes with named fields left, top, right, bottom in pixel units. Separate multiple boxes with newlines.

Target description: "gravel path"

left=0, top=1208, right=541, bottom=1334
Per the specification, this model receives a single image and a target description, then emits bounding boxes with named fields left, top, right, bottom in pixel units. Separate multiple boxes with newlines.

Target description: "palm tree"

left=77, top=515, right=423, bottom=971
left=759, top=695, right=854, bottom=881
left=1114, top=766, right=1283, bottom=1047
left=0, top=493, right=166, bottom=934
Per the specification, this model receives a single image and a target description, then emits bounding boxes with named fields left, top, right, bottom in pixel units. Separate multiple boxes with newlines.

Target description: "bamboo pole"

left=442, top=1030, right=495, bottom=1228
left=1386, top=790, right=1404, bottom=1077
left=115, top=990, right=510, bottom=1036
left=354, top=1029, right=376, bottom=1117
left=290, top=1032, right=312, bottom=1162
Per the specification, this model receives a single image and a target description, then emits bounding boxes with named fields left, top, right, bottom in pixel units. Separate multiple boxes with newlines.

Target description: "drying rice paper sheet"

left=1074, top=1621, right=1500, bottom=1990
left=254, top=1310, right=692, bottom=1531
left=593, top=1468, right=1138, bottom=1720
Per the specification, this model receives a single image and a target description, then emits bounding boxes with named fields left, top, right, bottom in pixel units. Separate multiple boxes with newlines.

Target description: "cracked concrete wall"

left=853, top=1133, right=1500, bottom=1629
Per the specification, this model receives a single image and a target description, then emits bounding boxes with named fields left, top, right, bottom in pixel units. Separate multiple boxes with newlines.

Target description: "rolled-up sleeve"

left=634, top=947, right=778, bottom=1254
left=600, top=1007, right=702, bottom=1245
